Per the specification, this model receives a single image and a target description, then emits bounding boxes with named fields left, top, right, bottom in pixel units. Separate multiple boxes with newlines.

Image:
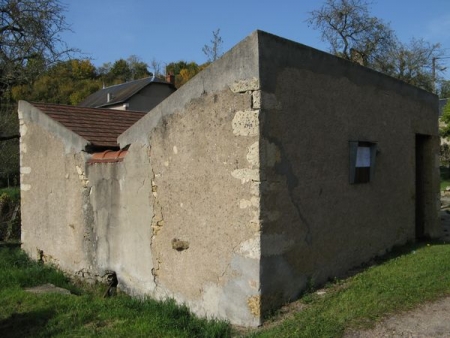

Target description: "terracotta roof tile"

left=87, top=150, right=128, bottom=163
left=32, top=103, right=146, bottom=148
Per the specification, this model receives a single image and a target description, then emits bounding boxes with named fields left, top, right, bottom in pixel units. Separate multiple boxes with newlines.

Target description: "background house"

left=19, top=30, right=440, bottom=327
left=78, top=75, right=176, bottom=112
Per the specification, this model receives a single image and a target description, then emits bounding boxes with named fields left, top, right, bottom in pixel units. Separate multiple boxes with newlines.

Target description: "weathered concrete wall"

left=89, top=79, right=263, bottom=325
left=119, top=32, right=263, bottom=326
left=146, top=87, right=261, bottom=326
left=18, top=101, right=91, bottom=274
left=255, top=31, right=440, bottom=314
left=86, top=143, right=155, bottom=294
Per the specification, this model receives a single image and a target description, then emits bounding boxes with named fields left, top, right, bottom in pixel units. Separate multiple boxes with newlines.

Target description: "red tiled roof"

left=87, top=150, right=128, bottom=164
left=32, top=103, right=146, bottom=148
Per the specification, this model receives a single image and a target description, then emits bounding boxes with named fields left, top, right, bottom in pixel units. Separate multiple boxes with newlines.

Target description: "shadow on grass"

left=0, top=242, right=21, bottom=249
left=340, top=238, right=449, bottom=282
left=0, top=309, right=56, bottom=338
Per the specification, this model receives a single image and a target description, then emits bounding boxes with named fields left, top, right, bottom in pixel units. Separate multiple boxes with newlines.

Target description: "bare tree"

left=378, top=38, right=444, bottom=92
left=1, top=0, right=77, bottom=142
left=126, top=55, right=150, bottom=80
left=307, top=0, right=396, bottom=67
left=150, top=58, right=163, bottom=78
left=0, top=0, right=77, bottom=93
left=202, top=28, right=224, bottom=63
left=307, top=0, right=444, bottom=91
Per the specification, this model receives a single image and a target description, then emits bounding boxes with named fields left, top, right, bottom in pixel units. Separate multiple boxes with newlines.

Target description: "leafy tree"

left=99, top=56, right=150, bottom=86
left=97, top=62, right=112, bottom=84
left=11, top=59, right=101, bottom=105
left=109, top=59, right=132, bottom=84
left=166, top=61, right=207, bottom=87
left=202, top=28, right=224, bottom=62
left=439, top=80, right=450, bottom=98
left=440, top=101, right=450, bottom=139
left=307, top=0, right=444, bottom=91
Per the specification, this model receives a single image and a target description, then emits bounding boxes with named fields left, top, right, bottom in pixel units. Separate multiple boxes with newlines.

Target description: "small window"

left=349, top=141, right=377, bottom=184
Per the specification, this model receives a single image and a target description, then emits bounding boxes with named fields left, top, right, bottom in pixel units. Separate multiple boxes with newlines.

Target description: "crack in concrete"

left=261, top=133, right=312, bottom=245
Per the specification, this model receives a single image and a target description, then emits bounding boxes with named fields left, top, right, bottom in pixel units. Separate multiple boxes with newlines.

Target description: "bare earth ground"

left=343, top=296, right=450, bottom=337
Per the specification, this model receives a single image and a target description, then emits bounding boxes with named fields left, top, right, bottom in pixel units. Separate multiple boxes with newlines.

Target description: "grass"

left=440, top=166, right=450, bottom=191
left=0, top=246, right=231, bottom=338
left=1, top=242, right=450, bottom=338
left=251, top=241, right=450, bottom=338
left=0, top=187, right=20, bottom=203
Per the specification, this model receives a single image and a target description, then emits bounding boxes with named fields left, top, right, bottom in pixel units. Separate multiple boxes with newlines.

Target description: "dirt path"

left=344, top=296, right=450, bottom=337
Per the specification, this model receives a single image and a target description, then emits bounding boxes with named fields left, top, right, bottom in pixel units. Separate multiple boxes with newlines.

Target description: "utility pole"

left=432, top=56, right=450, bottom=94
left=432, top=57, right=436, bottom=93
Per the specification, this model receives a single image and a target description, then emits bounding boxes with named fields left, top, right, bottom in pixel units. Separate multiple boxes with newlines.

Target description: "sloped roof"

left=32, top=103, right=146, bottom=148
left=78, top=77, right=174, bottom=108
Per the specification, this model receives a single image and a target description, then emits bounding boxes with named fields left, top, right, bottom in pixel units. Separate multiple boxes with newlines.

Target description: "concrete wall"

left=119, top=32, right=264, bottom=326
left=19, top=101, right=91, bottom=274
left=86, top=143, right=155, bottom=294
left=255, top=31, right=440, bottom=314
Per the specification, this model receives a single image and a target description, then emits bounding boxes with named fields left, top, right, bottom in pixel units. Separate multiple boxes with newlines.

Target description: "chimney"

left=107, top=92, right=112, bottom=103
left=166, top=73, right=175, bottom=86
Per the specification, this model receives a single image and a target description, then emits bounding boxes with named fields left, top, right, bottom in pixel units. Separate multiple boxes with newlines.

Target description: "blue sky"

left=61, top=0, right=450, bottom=79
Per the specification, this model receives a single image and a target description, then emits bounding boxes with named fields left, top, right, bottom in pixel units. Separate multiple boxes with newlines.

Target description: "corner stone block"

left=232, top=110, right=260, bottom=136
left=229, top=78, right=260, bottom=93
left=252, top=91, right=261, bottom=109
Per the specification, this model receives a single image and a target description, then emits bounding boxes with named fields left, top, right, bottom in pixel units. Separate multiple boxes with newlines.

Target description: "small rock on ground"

left=24, top=283, right=71, bottom=295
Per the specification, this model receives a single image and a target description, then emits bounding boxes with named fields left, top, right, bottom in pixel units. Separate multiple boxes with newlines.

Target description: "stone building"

left=19, top=30, right=440, bottom=327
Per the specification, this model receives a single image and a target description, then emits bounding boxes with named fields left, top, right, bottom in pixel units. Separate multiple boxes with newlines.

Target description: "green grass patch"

left=440, top=166, right=450, bottom=191
left=2, top=243, right=450, bottom=337
left=0, top=247, right=230, bottom=337
left=252, top=242, right=450, bottom=338
left=0, top=187, right=20, bottom=203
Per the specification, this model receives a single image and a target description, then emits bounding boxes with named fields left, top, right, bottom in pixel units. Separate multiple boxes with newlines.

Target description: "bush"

left=0, top=190, right=21, bottom=241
